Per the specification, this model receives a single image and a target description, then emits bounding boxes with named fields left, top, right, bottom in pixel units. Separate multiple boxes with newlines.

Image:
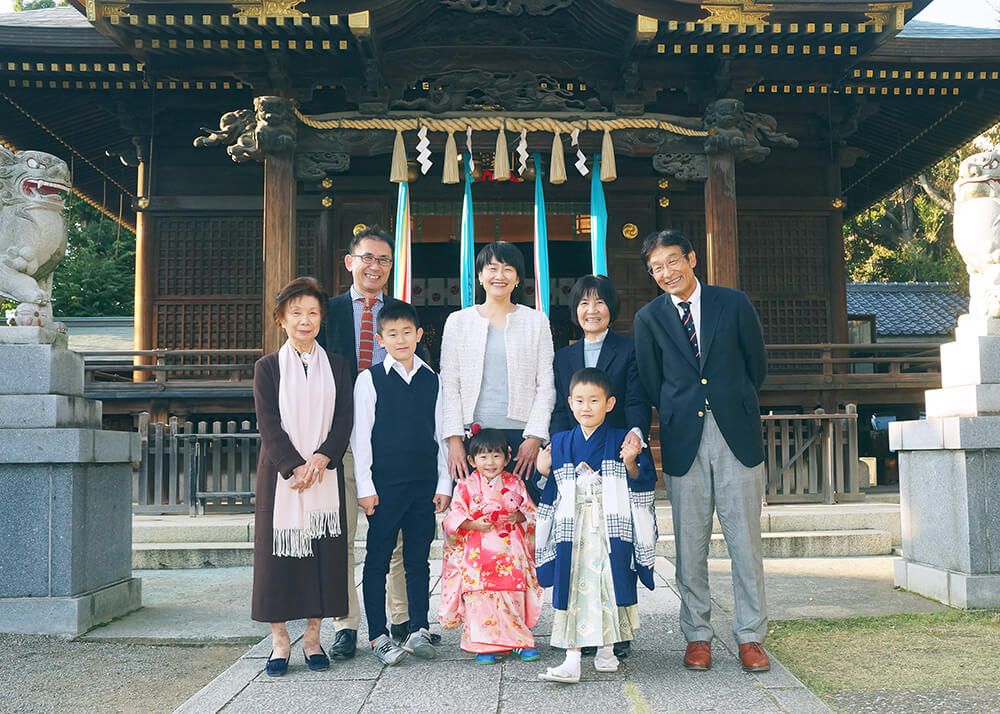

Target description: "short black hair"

left=466, top=428, right=511, bottom=459
left=640, top=230, right=694, bottom=265
left=568, top=367, right=613, bottom=398
left=350, top=224, right=393, bottom=254
left=568, top=275, right=621, bottom=327
left=376, top=300, right=420, bottom=334
left=475, top=241, right=525, bottom=304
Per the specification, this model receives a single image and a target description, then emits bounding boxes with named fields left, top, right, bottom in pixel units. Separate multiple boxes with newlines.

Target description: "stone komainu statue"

left=0, top=146, right=71, bottom=326
left=954, top=150, right=1000, bottom=319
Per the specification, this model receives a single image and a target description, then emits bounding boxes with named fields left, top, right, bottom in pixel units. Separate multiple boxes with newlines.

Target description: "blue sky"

left=0, top=0, right=997, bottom=24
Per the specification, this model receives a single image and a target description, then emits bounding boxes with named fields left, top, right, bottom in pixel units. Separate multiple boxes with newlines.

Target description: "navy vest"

left=369, top=364, right=440, bottom=488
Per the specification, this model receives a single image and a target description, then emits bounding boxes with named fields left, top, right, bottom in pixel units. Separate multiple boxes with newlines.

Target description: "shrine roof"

left=846, top=282, right=968, bottom=337
left=897, top=20, right=1000, bottom=40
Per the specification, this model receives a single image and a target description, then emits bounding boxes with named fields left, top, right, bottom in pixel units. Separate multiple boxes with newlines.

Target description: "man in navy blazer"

left=633, top=230, right=770, bottom=674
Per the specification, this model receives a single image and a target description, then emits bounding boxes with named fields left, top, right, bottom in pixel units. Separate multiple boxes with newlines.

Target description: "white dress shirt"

left=350, top=353, right=453, bottom=500
left=670, top=279, right=702, bottom=340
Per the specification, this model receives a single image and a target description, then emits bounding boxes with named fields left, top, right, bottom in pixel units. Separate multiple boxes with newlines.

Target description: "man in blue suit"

left=317, top=225, right=435, bottom=658
left=633, top=230, right=770, bottom=674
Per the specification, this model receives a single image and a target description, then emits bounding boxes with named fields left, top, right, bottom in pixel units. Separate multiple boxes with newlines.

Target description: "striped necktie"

left=358, top=296, right=376, bottom=371
left=678, top=301, right=700, bottom=361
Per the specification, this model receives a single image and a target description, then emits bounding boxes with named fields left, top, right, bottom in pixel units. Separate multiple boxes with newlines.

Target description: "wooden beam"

left=703, top=151, right=739, bottom=288
left=133, top=161, right=154, bottom=381
left=262, top=152, right=297, bottom=354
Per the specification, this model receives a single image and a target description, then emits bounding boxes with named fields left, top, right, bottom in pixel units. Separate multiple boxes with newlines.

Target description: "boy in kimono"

left=535, top=367, right=657, bottom=683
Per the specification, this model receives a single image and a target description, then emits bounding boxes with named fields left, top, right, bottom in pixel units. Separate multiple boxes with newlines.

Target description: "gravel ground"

left=0, top=635, right=245, bottom=714
left=829, top=688, right=1000, bottom=714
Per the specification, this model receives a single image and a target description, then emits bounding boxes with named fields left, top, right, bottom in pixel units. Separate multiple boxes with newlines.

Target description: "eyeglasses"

left=351, top=253, right=393, bottom=267
left=647, top=255, right=688, bottom=277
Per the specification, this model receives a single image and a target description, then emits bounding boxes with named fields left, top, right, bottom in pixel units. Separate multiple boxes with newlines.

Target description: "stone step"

left=133, top=542, right=254, bottom=569
left=134, top=502, right=902, bottom=547
left=657, top=529, right=893, bottom=559
left=133, top=516, right=253, bottom=544
left=133, top=528, right=891, bottom=569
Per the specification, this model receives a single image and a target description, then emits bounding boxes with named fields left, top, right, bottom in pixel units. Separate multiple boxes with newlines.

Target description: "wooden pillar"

left=133, top=161, right=154, bottom=382
left=262, top=152, right=297, bottom=354
left=703, top=151, right=739, bottom=288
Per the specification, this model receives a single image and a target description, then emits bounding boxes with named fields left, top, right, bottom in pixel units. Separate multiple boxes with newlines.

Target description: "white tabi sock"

left=549, top=648, right=582, bottom=677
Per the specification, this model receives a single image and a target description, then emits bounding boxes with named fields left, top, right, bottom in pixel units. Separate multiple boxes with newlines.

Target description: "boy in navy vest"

left=351, top=301, right=452, bottom=665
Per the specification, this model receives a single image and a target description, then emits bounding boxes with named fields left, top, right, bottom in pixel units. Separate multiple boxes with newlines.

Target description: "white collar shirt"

left=669, top=279, right=702, bottom=342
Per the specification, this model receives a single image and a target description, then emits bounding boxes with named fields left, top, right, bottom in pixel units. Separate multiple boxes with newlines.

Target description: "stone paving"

left=176, top=557, right=830, bottom=714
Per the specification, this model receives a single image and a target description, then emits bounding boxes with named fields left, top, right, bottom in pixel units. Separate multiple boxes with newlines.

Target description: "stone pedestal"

left=0, top=327, right=141, bottom=636
left=890, top=317, right=1000, bottom=608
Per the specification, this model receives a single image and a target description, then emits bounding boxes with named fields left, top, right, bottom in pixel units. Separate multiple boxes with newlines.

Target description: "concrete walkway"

left=176, top=557, right=830, bottom=714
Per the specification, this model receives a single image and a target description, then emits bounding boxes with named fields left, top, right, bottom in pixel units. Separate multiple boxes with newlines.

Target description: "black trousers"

left=362, top=478, right=436, bottom=640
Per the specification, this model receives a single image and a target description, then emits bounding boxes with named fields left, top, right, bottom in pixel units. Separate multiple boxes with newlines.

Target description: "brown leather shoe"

left=683, top=640, right=712, bottom=670
left=738, top=642, right=770, bottom=672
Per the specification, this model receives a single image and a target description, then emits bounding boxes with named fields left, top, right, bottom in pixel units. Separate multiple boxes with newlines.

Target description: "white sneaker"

left=371, top=634, right=406, bottom=666
left=401, top=628, right=437, bottom=659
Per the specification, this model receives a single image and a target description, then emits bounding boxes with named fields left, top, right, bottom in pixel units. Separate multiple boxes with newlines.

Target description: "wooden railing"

left=85, top=343, right=941, bottom=396
left=761, top=406, right=862, bottom=504
left=83, top=349, right=261, bottom=396
left=135, top=405, right=863, bottom=514
left=135, top=413, right=258, bottom=515
left=764, top=342, right=941, bottom=390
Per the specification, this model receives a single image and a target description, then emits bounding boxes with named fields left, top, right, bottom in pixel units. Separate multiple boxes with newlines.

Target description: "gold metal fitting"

left=321, top=196, right=333, bottom=208
left=658, top=178, right=670, bottom=189
left=321, top=177, right=333, bottom=189
left=658, top=196, right=670, bottom=208
left=622, top=223, right=639, bottom=240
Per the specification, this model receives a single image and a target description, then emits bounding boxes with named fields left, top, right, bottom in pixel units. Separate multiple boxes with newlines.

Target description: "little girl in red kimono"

left=438, top=428, right=543, bottom=664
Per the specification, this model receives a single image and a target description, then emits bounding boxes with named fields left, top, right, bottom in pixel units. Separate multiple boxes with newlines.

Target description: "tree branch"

left=916, top=174, right=953, bottom=214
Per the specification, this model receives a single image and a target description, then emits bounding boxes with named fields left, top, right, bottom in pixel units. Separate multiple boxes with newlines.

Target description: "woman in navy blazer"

left=551, top=275, right=651, bottom=439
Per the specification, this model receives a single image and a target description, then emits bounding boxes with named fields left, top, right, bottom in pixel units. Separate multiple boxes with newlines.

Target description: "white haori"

left=273, top=340, right=341, bottom=557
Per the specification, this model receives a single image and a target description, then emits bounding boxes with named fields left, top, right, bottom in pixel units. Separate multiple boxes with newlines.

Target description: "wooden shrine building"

left=1, top=0, right=999, bottom=424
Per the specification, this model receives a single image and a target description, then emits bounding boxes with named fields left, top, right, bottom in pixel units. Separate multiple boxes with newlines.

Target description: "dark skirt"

left=251, top=458, right=350, bottom=623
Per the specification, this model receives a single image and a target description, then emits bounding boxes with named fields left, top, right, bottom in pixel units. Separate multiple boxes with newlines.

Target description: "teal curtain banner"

left=590, top=152, right=608, bottom=276
left=460, top=152, right=476, bottom=308
left=533, top=152, right=551, bottom=316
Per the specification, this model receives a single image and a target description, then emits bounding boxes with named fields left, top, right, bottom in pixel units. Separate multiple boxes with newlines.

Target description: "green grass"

left=768, top=610, right=1000, bottom=698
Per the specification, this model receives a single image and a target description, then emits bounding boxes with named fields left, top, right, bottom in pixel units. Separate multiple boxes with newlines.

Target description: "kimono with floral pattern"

left=438, top=471, right=543, bottom=653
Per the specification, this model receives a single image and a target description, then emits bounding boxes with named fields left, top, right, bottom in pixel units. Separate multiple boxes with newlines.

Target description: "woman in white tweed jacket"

left=440, top=242, right=555, bottom=495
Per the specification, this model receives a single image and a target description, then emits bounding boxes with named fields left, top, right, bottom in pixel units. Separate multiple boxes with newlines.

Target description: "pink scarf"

left=273, top=340, right=341, bottom=557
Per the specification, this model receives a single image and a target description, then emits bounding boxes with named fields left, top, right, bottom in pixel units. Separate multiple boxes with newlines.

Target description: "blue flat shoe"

left=475, top=653, right=499, bottom=665
left=265, top=651, right=289, bottom=677
left=304, top=646, right=330, bottom=671
left=513, top=647, right=540, bottom=662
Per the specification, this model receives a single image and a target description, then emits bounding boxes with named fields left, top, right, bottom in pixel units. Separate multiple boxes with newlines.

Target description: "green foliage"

left=51, top=195, right=136, bottom=317
left=13, top=0, right=61, bottom=10
left=844, top=124, right=1000, bottom=285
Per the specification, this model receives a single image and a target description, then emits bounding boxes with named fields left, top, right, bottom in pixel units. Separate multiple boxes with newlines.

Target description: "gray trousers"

left=669, top=412, right=768, bottom=645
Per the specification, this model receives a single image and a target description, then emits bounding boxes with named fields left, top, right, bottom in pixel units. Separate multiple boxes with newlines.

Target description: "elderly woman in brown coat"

left=252, top=277, right=353, bottom=676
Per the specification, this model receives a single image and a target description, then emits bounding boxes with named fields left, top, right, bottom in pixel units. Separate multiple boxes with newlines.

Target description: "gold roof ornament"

left=865, top=2, right=911, bottom=30
left=86, top=1, right=132, bottom=21
left=232, top=1, right=307, bottom=18
left=700, top=1, right=774, bottom=26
